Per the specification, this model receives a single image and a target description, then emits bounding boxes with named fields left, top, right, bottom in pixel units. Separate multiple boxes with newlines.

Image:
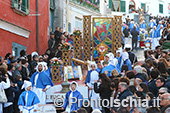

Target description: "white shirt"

left=34, top=73, right=39, bottom=87
left=0, top=78, right=10, bottom=89
left=0, top=78, right=11, bottom=107
left=25, top=91, right=28, bottom=106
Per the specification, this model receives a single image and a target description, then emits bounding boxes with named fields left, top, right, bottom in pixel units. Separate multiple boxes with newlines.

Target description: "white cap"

left=116, top=47, right=122, bottom=53
left=92, top=109, right=102, bottom=113
left=31, top=52, right=39, bottom=57
left=22, top=80, right=32, bottom=91
left=90, top=61, right=97, bottom=69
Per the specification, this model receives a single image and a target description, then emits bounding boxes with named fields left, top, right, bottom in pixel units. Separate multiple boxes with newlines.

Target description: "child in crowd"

left=18, top=80, right=40, bottom=113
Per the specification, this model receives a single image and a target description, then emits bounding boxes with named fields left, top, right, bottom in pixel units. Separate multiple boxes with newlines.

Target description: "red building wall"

left=0, top=0, right=49, bottom=57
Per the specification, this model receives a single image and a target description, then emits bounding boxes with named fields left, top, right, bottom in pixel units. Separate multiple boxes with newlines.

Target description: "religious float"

left=45, top=15, right=122, bottom=112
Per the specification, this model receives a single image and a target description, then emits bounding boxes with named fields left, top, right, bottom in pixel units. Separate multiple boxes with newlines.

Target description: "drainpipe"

left=66, top=0, right=69, bottom=33
left=36, top=0, right=39, bottom=53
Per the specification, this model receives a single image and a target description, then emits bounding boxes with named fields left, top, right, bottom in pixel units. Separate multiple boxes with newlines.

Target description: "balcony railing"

left=70, top=0, right=100, bottom=11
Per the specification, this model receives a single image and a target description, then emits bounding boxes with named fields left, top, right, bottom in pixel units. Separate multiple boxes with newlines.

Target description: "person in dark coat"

left=131, top=26, right=139, bottom=50
left=55, top=27, right=63, bottom=46
left=48, top=32, right=56, bottom=50
left=148, top=70, right=159, bottom=97
left=48, top=32, right=56, bottom=58
left=30, top=55, right=38, bottom=74
left=4, top=82, right=19, bottom=113
left=13, top=75, right=23, bottom=113
left=54, top=27, right=60, bottom=38
left=125, top=46, right=138, bottom=65
left=123, top=26, right=130, bottom=44
left=7, top=64, right=15, bottom=83
left=54, top=27, right=60, bottom=45
left=13, top=63, right=22, bottom=81
left=94, top=73, right=112, bottom=113
left=118, top=82, right=133, bottom=102
left=134, top=66, right=147, bottom=83
left=20, top=59, right=30, bottom=81
left=55, top=44, right=62, bottom=59
left=165, top=68, right=170, bottom=90
left=155, top=77, right=166, bottom=97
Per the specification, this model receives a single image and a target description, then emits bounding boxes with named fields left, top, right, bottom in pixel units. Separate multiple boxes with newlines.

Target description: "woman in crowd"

left=0, top=73, right=10, bottom=113
left=146, top=92, right=154, bottom=106
left=138, top=82, right=149, bottom=97
left=94, top=73, right=112, bottom=113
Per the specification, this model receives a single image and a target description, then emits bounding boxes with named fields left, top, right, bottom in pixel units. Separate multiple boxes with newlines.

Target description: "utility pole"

left=36, top=0, right=39, bottom=53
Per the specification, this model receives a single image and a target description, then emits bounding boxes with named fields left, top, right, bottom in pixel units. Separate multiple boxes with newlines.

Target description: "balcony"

left=70, top=0, right=100, bottom=11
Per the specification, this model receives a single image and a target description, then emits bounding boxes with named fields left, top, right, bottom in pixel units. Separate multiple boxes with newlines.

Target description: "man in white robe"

left=30, top=62, right=53, bottom=104
left=18, top=81, right=40, bottom=113
left=86, top=62, right=101, bottom=110
left=150, top=26, right=159, bottom=50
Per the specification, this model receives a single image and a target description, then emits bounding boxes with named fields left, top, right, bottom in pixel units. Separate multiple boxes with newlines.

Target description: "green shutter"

left=141, top=3, right=146, bottom=11
left=50, top=0, right=55, bottom=10
left=12, top=0, right=19, bottom=8
left=109, top=0, right=113, bottom=11
left=21, top=0, right=29, bottom=14
left=25, top=0, right=29, bottom=14
left=120, top=1, right=126, bottom=12
left=159, top=4, right=163, bottom=13
left=68, top=23, right=71, bottom=32
left=21, top=0, right=26, bottom=12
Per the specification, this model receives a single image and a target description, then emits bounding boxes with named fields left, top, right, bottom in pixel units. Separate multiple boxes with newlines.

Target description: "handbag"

left=0, top=84, right=8, bottom=103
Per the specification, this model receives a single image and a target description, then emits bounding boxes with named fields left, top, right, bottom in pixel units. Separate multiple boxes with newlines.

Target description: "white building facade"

left=67, top=0, right=101, bottom=34
left=105, top=0, right=170, bottom=16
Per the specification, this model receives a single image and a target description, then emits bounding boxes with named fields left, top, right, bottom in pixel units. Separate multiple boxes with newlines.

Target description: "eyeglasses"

left=159, top=92, right=165, bottom=95
left=156, top=81, right=161, bottom=83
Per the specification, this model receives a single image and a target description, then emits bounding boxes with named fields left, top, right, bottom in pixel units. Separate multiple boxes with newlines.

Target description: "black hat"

left=50, top=32, right=54, bottom=35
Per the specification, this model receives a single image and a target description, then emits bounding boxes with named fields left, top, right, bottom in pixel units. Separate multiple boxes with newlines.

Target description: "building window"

left=109, top=0, right=120, bottom=12
left=159, top=4, right=163, bottom=13
left=12, top=0, right=29, bottom=14
left=68, top=23, right=71, bottom=33
left=14, top=47, right=18, bottom=57
left=141, top=3, right=146, bottom=12
left=109, top=0, right=126, bottom=12
left=12, top=42, right=27, bottom=57
left=75, top=18, right=83, bottom=32
left=120, top=1, right=126, bottom=12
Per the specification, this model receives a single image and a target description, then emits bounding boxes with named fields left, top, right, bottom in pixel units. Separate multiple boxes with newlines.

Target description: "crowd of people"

left=122, top=15, right=170, bottom=51
left=0, top=16, right=170, bottom=113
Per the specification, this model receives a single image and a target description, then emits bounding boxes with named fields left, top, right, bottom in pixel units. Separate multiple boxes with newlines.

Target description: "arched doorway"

left=129, top=0, right=135, bottom=13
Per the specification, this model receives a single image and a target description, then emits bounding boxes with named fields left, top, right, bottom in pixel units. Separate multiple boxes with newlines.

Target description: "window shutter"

left=12, top=0, right=19, bottom=8
left=159, top=4, right=163, bottom=13
left=21, top=0, right=26, bottom=12
left=25, top=0, right=29, bottom=14
left=109, top=0, right=113, bottom=11
left=120, top=1, right=126, bottom=12
left=50, top=0, right=55, bottom=10
left=21, top=0, right=29, bottom=14
left=68, top=23, right=71, bottom=32
left=141, top=3, right=146, bottom=11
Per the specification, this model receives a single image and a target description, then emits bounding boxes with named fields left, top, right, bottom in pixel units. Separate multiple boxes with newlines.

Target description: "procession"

left=1, top=0, right=170, bottom=113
